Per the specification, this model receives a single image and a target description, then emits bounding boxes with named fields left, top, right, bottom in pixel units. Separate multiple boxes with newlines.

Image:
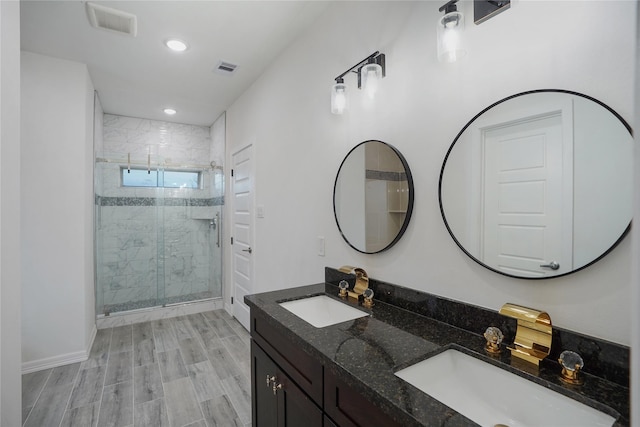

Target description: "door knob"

left=540, top=261, right=560, bottom=270
left=242, top=247, right=252, bottom=254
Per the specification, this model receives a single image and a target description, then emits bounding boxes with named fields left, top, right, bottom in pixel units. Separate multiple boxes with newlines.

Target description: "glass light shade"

left=361, top=62, right=382, bottom=99
left=331, top=82, right=348, bottom=115
left=437, top=11, right=466, bottom=63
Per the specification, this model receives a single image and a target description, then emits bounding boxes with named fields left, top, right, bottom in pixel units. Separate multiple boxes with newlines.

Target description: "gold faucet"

left=338, top=266, right=369, bottom=302
left=499, top=303, right=552, bottom=367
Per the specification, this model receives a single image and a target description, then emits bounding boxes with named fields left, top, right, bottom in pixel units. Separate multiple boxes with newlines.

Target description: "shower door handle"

left=242, top=247, right=252, bottom=254
left=215, top=212, right=220, bottom=248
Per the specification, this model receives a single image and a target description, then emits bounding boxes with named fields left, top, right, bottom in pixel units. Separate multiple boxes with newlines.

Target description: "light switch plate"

left=256, top=205, right=264, bottom=218
left=317, top=236, right=325, bottom=256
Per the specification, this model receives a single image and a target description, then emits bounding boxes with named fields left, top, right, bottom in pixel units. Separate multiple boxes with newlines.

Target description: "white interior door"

left=481, top=111, right=573, bottom=277
left=231, top=145, right=253, bottom=330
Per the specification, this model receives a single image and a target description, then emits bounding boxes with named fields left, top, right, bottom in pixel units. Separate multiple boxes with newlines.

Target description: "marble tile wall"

left=96, top=115, right=223, bottom=314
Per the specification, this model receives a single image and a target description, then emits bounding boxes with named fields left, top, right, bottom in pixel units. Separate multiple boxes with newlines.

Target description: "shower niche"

left=94, top=114, right=224, bottom=315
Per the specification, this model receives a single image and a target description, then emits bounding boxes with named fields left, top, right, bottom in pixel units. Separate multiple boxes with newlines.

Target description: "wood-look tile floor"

left=22, top=310, right=251, bottom=427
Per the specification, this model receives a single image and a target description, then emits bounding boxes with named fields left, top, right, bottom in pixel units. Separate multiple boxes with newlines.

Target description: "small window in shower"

left=121, top=168, right=201, bottom=189
left=162, top=170, right=200, bottom=188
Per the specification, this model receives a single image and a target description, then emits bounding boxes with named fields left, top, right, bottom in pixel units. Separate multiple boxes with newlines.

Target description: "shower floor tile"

left=22, top=310, right=251, bottom=427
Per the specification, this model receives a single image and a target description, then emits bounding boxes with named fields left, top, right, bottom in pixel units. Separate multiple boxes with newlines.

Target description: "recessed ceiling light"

left=165, top=39, right=188, bottom=52
left=163, top=108, right=177, bottom=115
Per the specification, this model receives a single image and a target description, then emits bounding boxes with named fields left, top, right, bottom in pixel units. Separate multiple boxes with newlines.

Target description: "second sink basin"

left=279, top=295, right=369, bottom=328
left=395, top=349, right=615, bottom=427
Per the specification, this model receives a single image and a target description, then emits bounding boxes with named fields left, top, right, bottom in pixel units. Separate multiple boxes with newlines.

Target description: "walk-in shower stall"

left=95, top=114, right=223, bottom=315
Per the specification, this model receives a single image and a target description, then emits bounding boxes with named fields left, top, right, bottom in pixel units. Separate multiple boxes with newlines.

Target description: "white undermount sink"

left=279, top=295, right=369, bottom=328
left=394, top=349, right=615, bottom=427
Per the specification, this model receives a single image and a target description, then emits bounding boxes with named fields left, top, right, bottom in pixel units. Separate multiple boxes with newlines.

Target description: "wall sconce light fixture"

left=474, top=0, right=510, bottom=25
left=331, top=51, right=386, bottom=115
left=437, top=0, right=466, bottom=63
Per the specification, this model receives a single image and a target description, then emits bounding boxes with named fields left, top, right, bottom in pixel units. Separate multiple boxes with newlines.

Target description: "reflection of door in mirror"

left=364, top=142, right=407, bottom=253
left=480, top=111, right=572, bottom=277
left=440, top=90, right=633, bottom=279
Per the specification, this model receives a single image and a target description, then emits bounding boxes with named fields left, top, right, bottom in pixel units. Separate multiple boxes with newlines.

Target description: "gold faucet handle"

left=558, top=350, right=584, bottom=385
left=484, top=327, right=504, bottom=355
left=362, top=288, right=374, bottom=308
left=338, top=280, right=349, bottom=298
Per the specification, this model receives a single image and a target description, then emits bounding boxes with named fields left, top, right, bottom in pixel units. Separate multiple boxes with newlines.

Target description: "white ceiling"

left=20, top=1, right=331, bottom=127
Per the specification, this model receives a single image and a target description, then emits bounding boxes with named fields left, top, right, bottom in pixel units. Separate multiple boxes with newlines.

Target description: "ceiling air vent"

left=86, top=2, right=137, bottom=37
left=215, top=61, right=238, bottom=75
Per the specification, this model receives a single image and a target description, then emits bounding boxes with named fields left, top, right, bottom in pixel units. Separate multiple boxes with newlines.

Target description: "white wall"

left=21, top=51, right=96, bottom=371
left=632, top=4, right=640, bottom=425
left=226, top=1, right=636, bottom=345
left=336, top=146, right=365, bottom=249
left=0, top=1, right=22, bottom=424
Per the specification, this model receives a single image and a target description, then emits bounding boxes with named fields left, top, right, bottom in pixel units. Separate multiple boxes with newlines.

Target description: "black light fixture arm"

left=439, top=0, right=459, bottom=14
left=334, top=51, right=380, bottom=83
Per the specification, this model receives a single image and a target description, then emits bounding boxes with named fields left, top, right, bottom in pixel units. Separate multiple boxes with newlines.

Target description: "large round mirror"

left=334, top=140, right=414, bottom=254
left=439, top=90, right=633, bottom=279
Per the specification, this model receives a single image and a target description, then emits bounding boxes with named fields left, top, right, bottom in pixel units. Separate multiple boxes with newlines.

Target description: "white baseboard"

left=22, top=323, right=97, bottom=374
left=22, top=351, right=88, bottom=374
left=87, top=323, right=97, bottom=355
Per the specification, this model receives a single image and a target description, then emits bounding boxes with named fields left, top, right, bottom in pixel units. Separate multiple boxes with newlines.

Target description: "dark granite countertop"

left=245, top=283, right=629, bottom=427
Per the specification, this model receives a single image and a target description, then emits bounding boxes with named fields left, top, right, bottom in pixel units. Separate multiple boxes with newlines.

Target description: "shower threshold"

left=102, top=291, right=219, bottom=316
left=96, top=295, right=224, bottom=329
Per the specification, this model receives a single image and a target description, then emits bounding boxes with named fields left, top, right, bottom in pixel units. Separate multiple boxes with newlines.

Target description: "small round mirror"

left=334, top=140, right=414, bottom=253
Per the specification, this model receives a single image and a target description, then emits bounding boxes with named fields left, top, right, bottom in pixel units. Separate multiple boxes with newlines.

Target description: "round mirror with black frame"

left=439, top=89, right=633, bottom=279
left=334, top=140, right=414, bottom=254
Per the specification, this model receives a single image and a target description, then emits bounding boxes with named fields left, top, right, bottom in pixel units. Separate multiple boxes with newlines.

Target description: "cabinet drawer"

left=324, top=369, right=402, bottom=427
left=251, top=311, right=323, bottom=404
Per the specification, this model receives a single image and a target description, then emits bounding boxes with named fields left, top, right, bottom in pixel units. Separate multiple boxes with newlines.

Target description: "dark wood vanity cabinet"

left=251, top=341, right=323, bottom=427
left=251, top=311, right=324, bottom=427
left=252, top=341, right=278, bottom=425
left=324, top=369, right=401, bottom=427
left=250, top=310, right=403, bottom=427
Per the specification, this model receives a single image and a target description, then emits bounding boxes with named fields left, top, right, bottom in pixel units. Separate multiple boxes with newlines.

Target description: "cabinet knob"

left=272, top=381, right=283, bottom=395
left=266, top=375, right=275, bottom=387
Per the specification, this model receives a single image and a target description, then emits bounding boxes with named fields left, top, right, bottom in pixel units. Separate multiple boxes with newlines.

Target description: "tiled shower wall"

left=95, top=114, right=223, bottom=314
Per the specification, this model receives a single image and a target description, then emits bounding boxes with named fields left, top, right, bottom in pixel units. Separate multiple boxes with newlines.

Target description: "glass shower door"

left=95, top=159, right=163, bottom=315
left=95, top=114, right=224, bottom=316
left=157, top=163, right=222, bottom=306
left=95, top=155, right=223, bottom=315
